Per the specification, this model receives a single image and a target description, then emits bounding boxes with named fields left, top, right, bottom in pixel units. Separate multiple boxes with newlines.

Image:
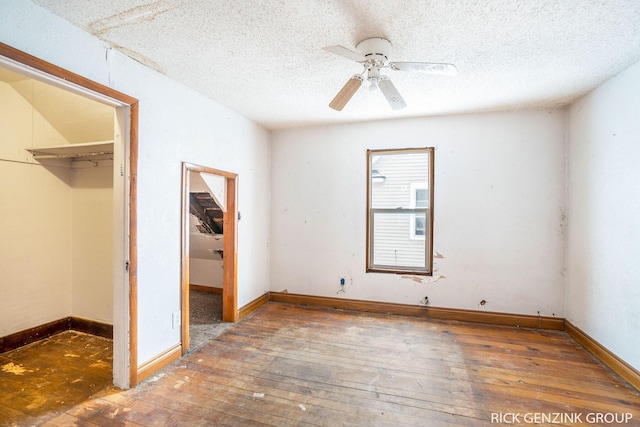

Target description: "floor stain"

left=1, top=362, right=31, bottom=375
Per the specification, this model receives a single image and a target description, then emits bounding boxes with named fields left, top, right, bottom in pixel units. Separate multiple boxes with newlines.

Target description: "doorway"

left=0, top=42, right=138, bottom=389
left=181, top=163, right=238, bottom=355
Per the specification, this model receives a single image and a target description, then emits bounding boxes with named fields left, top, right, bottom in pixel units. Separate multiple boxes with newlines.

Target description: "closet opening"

left=0, top=43, right=138, bottom=398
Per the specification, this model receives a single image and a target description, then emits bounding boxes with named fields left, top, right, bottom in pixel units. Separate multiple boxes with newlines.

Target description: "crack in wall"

left=109, top=43, right=164, bottom=74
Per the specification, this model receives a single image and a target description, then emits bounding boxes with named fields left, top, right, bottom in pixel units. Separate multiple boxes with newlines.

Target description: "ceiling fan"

left=323, top=37, right=457, bottom=111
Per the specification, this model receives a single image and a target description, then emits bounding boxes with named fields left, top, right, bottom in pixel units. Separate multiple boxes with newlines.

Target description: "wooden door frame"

left=181, top=162, right=238, bottom=355
left=0, top=42, right=139, bottom=388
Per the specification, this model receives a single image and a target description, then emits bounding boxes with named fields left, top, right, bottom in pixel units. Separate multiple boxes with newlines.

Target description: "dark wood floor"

left=0, top=330, right=113, bottom=426
left=3, top=303, right=640, bottom=426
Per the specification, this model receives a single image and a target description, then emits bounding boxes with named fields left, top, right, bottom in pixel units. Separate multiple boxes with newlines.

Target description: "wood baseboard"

left=268, top=292, right=565, bottom=330
left=565, top=321, right=640, bottom=391
left=0, top=317, right=114, bottom=353
left=69, top=317, right=113, bottom=339
left=136, top=343, right=182, bottom=384
left=189, top=284, right=223, bottom=294
left=238, top=292, right=269, bottom=320
left=0, top=318, right=68, bottom=353
left=135, top=291, right=268, bottom=383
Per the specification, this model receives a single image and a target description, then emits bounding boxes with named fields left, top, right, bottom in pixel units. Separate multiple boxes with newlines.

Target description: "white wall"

left=0, top=81, right=73, bottom=336
left=71, top=163, right=114, bottom=323
left=190, top=258, right=224, bottom=288
left=2, top=1, right=271, bottom=369
left=271, top=110, right=567, bottom=317
left=566, top=60, right=640, bottom=370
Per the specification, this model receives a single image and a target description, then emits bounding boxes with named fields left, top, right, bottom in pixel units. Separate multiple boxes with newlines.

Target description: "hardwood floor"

left=0, top=330, right=113, bottom=426
left=4, top=303, right=640, bottom=426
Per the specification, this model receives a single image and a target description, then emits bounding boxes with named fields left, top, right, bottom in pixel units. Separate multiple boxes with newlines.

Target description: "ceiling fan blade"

left=389, top=62, right=458, bottom=76
left=329, top=75, right=362, bottom=111
left=378, top=77, right=406, bottom=110
left=322, top=45, right=366, bottom=63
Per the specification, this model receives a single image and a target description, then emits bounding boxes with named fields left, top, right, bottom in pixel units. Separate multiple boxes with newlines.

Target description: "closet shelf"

left=26, top=141, right=114, bottom=159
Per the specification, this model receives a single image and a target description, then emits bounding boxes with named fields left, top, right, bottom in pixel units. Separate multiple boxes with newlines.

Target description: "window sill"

left=366, top=267, right=433, bottom=276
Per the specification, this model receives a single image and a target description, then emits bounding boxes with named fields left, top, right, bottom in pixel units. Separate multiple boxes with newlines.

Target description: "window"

left=410, top=182, right=428, bottom=239
left=366, top=148, right=434, bottom=275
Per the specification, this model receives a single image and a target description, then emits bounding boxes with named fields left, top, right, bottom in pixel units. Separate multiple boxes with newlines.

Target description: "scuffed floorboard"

left=0, top=330, right=113, bottom=425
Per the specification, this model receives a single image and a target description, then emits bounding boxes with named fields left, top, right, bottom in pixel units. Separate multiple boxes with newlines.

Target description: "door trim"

left=181, top=163, right=238, bottom=354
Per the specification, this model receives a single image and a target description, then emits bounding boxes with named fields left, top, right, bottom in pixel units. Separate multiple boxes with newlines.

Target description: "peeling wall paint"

left=400, top=275, right=446, bottom=284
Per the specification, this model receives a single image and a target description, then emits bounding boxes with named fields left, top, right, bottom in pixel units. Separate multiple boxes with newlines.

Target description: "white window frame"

left=409, top=182, right=428, bottom=240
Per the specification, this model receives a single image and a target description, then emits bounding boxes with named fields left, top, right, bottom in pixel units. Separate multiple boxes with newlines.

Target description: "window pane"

left=414, top=213, right=426, bottom=236
left=415, top=189, right=429, bottom=208
left=371, top=152, right=429, bottom=209
left=372, top=212, right=426, bottom=268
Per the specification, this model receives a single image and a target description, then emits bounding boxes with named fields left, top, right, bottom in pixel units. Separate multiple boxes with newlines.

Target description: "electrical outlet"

left=172, top=311, right=181, bottom=329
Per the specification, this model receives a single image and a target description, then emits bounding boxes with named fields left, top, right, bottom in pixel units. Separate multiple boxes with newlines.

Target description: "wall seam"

left=561, top=105, right=571, bottom=322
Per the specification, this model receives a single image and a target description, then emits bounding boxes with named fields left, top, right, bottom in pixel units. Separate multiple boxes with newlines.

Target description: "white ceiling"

left=31, top=0, right=640, bottom=130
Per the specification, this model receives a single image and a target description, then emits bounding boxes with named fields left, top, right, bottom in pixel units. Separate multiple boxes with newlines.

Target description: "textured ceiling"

left=31, top=0, right=640, bottom=130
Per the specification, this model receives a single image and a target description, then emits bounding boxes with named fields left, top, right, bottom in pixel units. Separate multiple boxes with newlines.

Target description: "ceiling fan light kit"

left=323, top=37, right=457, bottom=111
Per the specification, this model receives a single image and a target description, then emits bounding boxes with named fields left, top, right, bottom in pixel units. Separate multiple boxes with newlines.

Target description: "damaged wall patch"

left=400, top=275, right=446, bottom=284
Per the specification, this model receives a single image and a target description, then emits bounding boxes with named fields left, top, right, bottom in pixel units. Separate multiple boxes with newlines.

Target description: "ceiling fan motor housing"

left=356, top=37, right=392, bottom=66
left=324, top=36, right=455, bottom=111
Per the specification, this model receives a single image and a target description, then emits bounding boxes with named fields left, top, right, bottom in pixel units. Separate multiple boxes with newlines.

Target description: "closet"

left=0, top=64, right=115, bottom=348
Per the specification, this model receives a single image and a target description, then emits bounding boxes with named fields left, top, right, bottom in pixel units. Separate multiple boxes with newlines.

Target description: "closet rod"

left=0, top=157, right=39, bottom=166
